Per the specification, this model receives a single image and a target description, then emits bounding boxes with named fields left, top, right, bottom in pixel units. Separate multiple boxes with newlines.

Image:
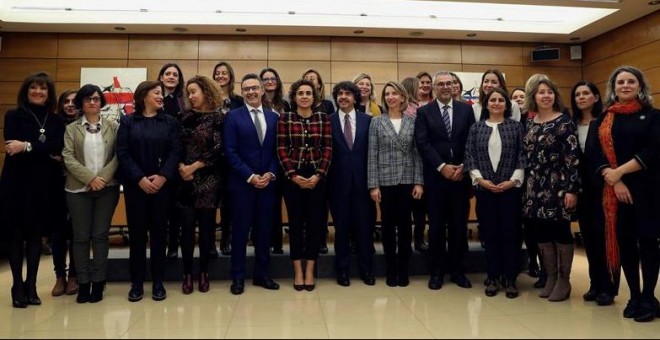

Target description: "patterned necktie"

left=442, top=105, right=451, bottom=137
left=344, top=113, right=353, bottom=150
left=251, top=109, right=264, bottom=145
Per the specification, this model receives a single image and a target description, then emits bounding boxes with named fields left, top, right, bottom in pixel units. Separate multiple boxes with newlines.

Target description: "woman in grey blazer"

left=368, top=81, right=423, bottom=287
left=62, top=84, right=120, bottom=304
left=465, top=87, right=526, bottom=299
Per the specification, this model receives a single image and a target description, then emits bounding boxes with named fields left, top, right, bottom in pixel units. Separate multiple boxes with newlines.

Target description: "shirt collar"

left=436, top=99, right=454, bottom=110
left=246, top=104, right=264, bottom=114
left=81, top=115, right=102, bottom=127
left=340, top=108, right=356, bottom=120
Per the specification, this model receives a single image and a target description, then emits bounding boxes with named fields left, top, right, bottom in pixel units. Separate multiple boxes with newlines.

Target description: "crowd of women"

left=0, top=62, right=657, bottom=323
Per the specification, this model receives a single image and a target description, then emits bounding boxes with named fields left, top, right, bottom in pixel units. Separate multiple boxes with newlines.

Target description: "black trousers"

left=124, top=184, right=172, bottom=284
left=282, top=179, right=326, bottom=260
left=578, top=189, right=615, bottom=294
left=179, top=207, right=216, bottom=274
left=475, top=188, right=522, bottom=281
left=379, top=185, right=413, bottom=265
left=412, top=193, right=428, bottom=243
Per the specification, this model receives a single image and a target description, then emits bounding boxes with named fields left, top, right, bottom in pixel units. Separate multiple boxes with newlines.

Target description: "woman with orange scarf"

left=589, top=66, right=660, bottom=322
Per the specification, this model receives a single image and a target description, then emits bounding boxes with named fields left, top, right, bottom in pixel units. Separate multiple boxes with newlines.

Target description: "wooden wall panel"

left=128, top=60, right=199, bottom=82
left=397, top=40, right=462, bottom=63
left=461, top=42, right=523, bottom=66
left=199, top=36, right=268, bottom=60
left=197, top=60, right=267, bottom=82
left=0, top=152, right=4, bottom=171
left=462, top=65, right=525, bottom=89
left=56, top=82, right=83, bottom=94
left=583, top=41, right=660, bottom=85
left=0, top=106, right=11, bottom=128
left=58, top=34, right=129, bottom=59
left=267, top=61, right=331, bottom=84
left=331, top=62, right=398, bottom=85
left=268, top=37, right=331, bottom=61
left=523, top=66, right=582, bottom=89
left=57, top=59, right=129, bottom=82
left=0, top=59, right=58, bottom=81
left=0, top=33, right=58, bottom=59
left=583, top=11, right=660, bottom=65
left=0, top=82, right=21, bottom=105
left=397, top=63, right=461, bottom=80
left=646, top=67, right=660, bottom=96
left=128, top=35, right=199, bottom=60
left=330, top=38, right=397, bottom=62
left=0, top=133, right=5, bottom=152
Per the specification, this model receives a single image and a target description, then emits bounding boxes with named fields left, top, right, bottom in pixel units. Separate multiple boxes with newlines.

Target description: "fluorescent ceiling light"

left=1, top=0, right=619, bottom=35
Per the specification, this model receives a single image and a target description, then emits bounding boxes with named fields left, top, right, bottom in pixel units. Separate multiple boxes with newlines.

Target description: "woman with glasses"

left=62, top=84, right=120, bottom=303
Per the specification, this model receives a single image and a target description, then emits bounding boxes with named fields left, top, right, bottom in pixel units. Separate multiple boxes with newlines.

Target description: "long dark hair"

left=570, top=81, right=603, bottom=122
left=17, top=72, right=57, bottom=113
left=479, top=69, right=509, bottom=105
left=480, top=87, right=512, bottom=121
left=259, top=67, right=287, bottom=113
left=212, top=61, right=237, bottom=96
left=157, top=63, right=184, bottom=96
left=57, top=89, right=79, bottom=121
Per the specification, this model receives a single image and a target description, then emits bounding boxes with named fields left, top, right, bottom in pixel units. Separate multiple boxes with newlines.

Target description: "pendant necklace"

left=27, top=107, right=49, bottom=142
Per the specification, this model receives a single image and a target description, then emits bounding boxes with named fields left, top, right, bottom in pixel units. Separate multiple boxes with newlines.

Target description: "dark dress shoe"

left=198, top=272, right=210, bottom=293
left=25, top=285, right=41, bottom=305
left=583, top=288, right=598, bottom=302
left=230, top=280, right=245, bottom=295
left=293, top=283, right=305, bottom=291
left=319, top=244, right=329, bottom=255
left=634, top=299, right=659, bottom=322
left=128, top=284, right=144, bottom=302
left=361, top=274, right=376, bottom=286
left=596, top=292, right=614, bottom=306
left=182, top=275, right=193, bottom=295
left=504, top=281, right=519, bottom=299
left=304, top=284, right=315, bottom=292
left=77, top=282, right=91, bottom=303
left=450, top=275, right=472, bottom=289
left=484, top=278, right=499, bottom=297
left=414, top=241, right=429, bottom=254
left=11, top=285, right=27, bottom=308
left=623, top=298, right=640, bottom=318
left=152, top=282, right=167, bottom=301
left=428, top=276, right=443, bottom=290
left=253, top=277, right=280, bottom=290
left=397, top=276, right=410, bottom=287
left=271, top=248, right=284, bottom=255
left=336, top=273, right=350, bottom=287
left=386, top=276, right=398, bottom=287
left=89, top=281, right=105, bottom=303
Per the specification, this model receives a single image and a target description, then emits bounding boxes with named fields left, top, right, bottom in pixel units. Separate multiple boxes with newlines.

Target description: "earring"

left=638, top=91, right=644, bottom=100
left=610, top=93, right=618, bottom=102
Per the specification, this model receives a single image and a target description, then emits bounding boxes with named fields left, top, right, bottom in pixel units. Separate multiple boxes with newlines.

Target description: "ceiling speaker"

left=531, top=47, right=560, bottom=62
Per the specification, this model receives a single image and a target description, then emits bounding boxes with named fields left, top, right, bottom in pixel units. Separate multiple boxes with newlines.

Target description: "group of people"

left=1, top=62, right=658, bottom=323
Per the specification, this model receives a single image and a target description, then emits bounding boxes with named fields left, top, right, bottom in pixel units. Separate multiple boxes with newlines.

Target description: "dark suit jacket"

left=327, top=111, right=372, bottom=197
left=223, top=105, right=280, bottom=192
left=414, top=99, right=476, bottom=187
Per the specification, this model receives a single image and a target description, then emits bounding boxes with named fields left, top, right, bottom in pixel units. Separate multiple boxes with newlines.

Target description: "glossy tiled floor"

left=1, top=248, right=660, bottom=339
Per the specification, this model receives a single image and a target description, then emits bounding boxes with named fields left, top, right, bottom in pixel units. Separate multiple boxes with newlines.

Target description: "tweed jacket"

left=464, top=118, right=526, bottom=186
left=62, top=117, right=119, bottom=191
left=367, top=113, right=423, bottom=188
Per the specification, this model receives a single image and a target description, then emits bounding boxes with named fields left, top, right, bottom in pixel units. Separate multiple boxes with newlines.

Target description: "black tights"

left=619, top=235, right=659, bottom=301
left=9, top=228, right=42, bottom=288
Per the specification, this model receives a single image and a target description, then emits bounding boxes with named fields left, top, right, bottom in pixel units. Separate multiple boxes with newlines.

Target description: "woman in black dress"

left=1, top=72, right=65, bottom=308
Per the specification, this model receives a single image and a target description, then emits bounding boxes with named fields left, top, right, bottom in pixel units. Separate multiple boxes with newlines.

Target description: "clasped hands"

left=440, top=164, right=465, bottom=181
left=477, top=178, right=516, bottom=193
left=602, top=167, right=633, bottom=204
left=139, top=174, right=167, bottom=194
left=291, top=174, right=319, bottom=189
left=250, top=173, right=274, bottom=189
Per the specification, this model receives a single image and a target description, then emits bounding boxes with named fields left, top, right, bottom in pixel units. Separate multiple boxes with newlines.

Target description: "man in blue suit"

left=327, top=81, right=376, bottom=286
left=223, top=73, right=280, bottom=295
left=414, top=71, right=476, bottom=290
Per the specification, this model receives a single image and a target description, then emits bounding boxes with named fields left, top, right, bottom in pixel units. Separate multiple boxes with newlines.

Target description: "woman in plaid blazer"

left=367, top=81, right=424, bottom=287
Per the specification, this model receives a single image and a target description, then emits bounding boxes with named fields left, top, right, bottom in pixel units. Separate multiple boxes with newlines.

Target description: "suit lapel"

left=428, top=101, right=449, bottom=137
left=332, top=113, right=350, bottom=152
left=354, top=113, right=368, bottom=149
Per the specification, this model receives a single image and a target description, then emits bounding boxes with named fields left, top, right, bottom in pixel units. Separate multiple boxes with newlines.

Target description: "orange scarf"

left=598, top=101, right=641, bottom=283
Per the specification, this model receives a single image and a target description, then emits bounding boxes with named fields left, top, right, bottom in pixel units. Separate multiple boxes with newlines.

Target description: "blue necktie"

left=442, top=105, right=451, bottom=137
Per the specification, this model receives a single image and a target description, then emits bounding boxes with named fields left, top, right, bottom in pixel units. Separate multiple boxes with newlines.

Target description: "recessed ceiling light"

left=466, top=33, right=477, bottom=37
left=354, top=30, right=364, bottom=34
left=173, top=27, right=188, bottom=33
left=409, top=31, right=424, bottom=37
left=114, top=26, right=125, bottom=31
left=569, top=37, right=581, bottom=41
left=235, top=28, right=246, bottom=32
left=649, top=0, right=660, bottom=5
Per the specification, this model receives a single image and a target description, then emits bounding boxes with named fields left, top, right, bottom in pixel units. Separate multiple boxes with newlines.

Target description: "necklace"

left=27, top=107, right=49, bottom=142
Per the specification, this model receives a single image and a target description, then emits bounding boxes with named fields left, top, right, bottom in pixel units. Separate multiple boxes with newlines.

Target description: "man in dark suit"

left=414, top=71, right=476, bottom=290
left=327, top=81, right=376, bottom=286
left=223, top=73, right=280, bottom=295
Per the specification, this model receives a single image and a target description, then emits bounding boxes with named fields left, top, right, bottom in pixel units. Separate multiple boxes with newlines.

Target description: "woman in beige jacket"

left=62, top=84, right=120, bottom=304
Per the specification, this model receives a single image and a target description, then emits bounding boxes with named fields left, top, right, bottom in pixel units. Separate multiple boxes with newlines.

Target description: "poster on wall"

left=80, top=68, right=147, bottom=122
left=454, top=72, right=484, bottom=105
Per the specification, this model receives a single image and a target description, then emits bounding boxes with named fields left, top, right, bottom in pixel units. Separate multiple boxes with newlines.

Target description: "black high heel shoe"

left=11, top=285, right=27, bottom=308
left=293, top=283, right=305, bottom=291
left=24, top=283, right=41, bottom=306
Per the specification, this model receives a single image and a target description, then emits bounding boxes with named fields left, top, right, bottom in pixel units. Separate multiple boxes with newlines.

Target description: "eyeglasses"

left=435, top=81, right=453, bottom=88
left=83, top=96, right=102, bottom=103
left=262, top=77, right=278, bottom=83
left=241, top=86, right=261, bottom=92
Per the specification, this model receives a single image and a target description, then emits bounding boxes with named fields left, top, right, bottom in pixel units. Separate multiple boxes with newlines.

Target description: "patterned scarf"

left=598, top=101, right=641, bottom=283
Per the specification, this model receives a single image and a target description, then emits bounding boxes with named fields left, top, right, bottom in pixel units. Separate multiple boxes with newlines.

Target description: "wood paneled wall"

left=1, top=11, right=657, bottom=169
left=583, top=11, right=660, bottom=104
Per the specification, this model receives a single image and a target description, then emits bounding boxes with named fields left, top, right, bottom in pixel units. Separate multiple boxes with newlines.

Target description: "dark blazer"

left=223, top=105, right=279, bottom=192
left=414, top=99, right=476, bottom=187
left=327, top=111, right=372, bottom=197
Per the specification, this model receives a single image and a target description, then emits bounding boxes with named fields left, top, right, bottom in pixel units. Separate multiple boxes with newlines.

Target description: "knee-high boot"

left=538, top=243, right=557, bottom=298
left=549, top=243, right=574, bottom=302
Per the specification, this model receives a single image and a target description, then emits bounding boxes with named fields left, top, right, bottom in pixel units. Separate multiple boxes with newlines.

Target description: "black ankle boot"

left=11, top=284, right=27, bottom=308
left=77, top=283, right=91, bottom=303
left=24, top=283, right=41, bottom=305
left=89, top=281, right=106, bottom=303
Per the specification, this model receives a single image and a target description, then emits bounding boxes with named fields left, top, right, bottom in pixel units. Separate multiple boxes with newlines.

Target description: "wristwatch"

left=25, top=142, right=32, bottom=152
